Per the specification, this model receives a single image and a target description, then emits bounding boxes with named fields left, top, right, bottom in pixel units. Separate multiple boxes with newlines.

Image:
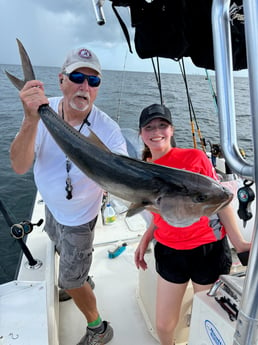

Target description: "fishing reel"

left=211, top=143, right=222, bottom=158
left=0, top=199, right=43, bottom=268
left=209, top=143, right=223, bottom=168
left=10, top=219, right=43, bottom=239
left=237, top=180, right=255, bottom=227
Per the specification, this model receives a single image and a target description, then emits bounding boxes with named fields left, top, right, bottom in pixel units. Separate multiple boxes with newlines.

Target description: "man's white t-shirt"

left=34, top=97, right=127, bottom=226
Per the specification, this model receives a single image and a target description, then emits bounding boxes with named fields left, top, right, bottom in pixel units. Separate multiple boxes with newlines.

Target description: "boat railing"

left=91, top=0, right=106, bottom=25
left=212, top=0, right=254, bottom=180
left=212, top=0, right=258, bottom=344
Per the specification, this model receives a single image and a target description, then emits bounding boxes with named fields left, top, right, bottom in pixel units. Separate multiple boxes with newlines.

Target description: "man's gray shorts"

left=45, top=206, right=97, bottom=289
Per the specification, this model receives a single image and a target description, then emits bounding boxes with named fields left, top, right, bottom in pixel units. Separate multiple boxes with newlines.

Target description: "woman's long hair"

left=142, top=144, right=152, bottom=161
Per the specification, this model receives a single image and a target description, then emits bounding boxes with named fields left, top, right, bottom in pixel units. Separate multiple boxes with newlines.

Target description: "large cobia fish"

left=6, top=39, right=233, bottom=227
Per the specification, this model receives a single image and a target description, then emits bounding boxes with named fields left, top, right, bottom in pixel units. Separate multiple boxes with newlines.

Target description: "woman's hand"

left=135, top=223, right=156, bottom=270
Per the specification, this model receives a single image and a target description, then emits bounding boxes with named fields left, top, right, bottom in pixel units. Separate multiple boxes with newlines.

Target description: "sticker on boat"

left=205, top=320, right=226, bottom=345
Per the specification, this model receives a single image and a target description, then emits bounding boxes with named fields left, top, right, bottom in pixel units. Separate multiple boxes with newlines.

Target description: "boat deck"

left=59, top=201, right=160, bottom=345
left=59, top=241, right=159, bottom=345
left=0, top=191, right=247, bottom=345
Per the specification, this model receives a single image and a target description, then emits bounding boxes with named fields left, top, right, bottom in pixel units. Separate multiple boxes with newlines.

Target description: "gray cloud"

left=0, top=0, right=214, bottom=74
left=0, top=0, right=134, bottom=66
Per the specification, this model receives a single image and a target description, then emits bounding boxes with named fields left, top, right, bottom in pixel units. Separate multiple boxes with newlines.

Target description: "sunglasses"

left=63, top=72, right=101, bottom=87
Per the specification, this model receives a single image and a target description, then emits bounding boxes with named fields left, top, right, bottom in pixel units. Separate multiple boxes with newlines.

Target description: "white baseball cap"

left=62, top=47, right=102, bottom=75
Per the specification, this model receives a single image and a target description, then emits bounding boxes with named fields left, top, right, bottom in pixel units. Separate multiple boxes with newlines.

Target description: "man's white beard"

left=70, top=100, right=90, bottom=113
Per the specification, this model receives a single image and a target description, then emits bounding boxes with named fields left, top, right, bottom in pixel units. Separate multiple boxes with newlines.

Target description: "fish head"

left=156, top=176, right=234, bottom=227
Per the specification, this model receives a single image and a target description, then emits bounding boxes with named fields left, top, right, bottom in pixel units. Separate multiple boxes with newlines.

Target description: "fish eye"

left=194, top=194, right=207, bottom=203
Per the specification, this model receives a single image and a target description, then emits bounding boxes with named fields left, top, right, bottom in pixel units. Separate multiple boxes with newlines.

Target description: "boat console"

left=188, top=272, right=247, bottom=345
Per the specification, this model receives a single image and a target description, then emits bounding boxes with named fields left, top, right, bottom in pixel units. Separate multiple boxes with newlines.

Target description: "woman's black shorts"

left=154, top=237, right=232, bottom=285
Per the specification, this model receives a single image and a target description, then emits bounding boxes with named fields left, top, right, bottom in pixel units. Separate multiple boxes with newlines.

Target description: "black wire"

left=151, top=57, right=163, bottom=105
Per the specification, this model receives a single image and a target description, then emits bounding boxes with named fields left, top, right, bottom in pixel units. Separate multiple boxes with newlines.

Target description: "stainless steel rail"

left=212, top=0, right=258, bottom=344
left=91, top=0, right=106, bottom=25
left=212, top=0, right=253, bottom=180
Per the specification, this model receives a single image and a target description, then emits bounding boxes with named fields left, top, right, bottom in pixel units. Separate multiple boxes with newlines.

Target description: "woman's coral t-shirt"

left=152, top=148, right=226, bottom=250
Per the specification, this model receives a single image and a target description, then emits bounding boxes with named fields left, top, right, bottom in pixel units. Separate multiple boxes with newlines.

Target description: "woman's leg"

left=156, top=275, right=188, bottom=345
left=192, top=281, right=213, bottom=294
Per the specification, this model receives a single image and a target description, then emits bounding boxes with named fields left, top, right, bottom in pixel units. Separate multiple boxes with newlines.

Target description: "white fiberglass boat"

left=1, top=0, right=258, bottom=345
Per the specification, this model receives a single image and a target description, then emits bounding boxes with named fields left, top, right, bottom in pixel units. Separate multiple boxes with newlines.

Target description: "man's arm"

left=10, top=80, right=49, bottom=174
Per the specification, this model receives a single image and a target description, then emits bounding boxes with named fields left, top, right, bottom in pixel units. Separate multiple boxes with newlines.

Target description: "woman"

left=134, top=103, right=250, bottom=345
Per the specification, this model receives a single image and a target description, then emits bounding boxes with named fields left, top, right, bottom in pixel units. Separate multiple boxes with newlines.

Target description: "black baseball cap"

left=139, top=104, right=172, bottom=128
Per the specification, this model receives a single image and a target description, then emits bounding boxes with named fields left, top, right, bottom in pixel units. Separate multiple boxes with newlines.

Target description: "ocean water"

left=0, top=65, right=253, bottom=284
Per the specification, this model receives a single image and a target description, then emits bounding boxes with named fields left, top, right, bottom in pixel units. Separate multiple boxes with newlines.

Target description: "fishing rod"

left=179, top=59, right=206, bottom=152
left=116, top=49, right=128, bottom=123
left=0, top=199, right=43, bottom=268
left=205, top=69, right=218, bottom=113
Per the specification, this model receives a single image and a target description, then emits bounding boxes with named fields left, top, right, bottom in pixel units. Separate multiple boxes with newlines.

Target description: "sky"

left=0, top=0, right=248, bottom=76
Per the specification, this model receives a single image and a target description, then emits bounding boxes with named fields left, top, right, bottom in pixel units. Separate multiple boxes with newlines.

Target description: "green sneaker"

left=77, top=321, right=113, bottom=345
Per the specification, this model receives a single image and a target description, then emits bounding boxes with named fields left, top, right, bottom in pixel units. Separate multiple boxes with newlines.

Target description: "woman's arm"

left=135, top=220, right=156, bottom=270
left=218, top=204, right=251, bottom=253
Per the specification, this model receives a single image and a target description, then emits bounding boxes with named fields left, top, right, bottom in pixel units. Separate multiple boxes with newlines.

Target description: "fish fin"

left=87, top=128, right=111, bottom=153
left=17, top=38, right=36, bottom=82
left=5, top=38, right=36, bottom=90
left=5, top=71, right=26, bottom=90
left=126, top=203, right=146, bottom=217
left=126, top=202, right=160, bottom=217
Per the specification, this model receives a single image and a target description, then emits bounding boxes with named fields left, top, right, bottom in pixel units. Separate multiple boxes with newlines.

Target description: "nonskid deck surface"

left=59, top=242, right=159, bottom=345
left=59, top=207, right=159, bottom=345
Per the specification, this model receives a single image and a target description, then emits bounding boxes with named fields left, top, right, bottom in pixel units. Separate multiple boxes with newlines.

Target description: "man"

left=10, top=46, right=127, bottom=345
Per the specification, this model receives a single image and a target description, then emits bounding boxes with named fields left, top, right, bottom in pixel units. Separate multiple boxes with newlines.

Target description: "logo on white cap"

left=78, top=49, right=92, bottom=59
